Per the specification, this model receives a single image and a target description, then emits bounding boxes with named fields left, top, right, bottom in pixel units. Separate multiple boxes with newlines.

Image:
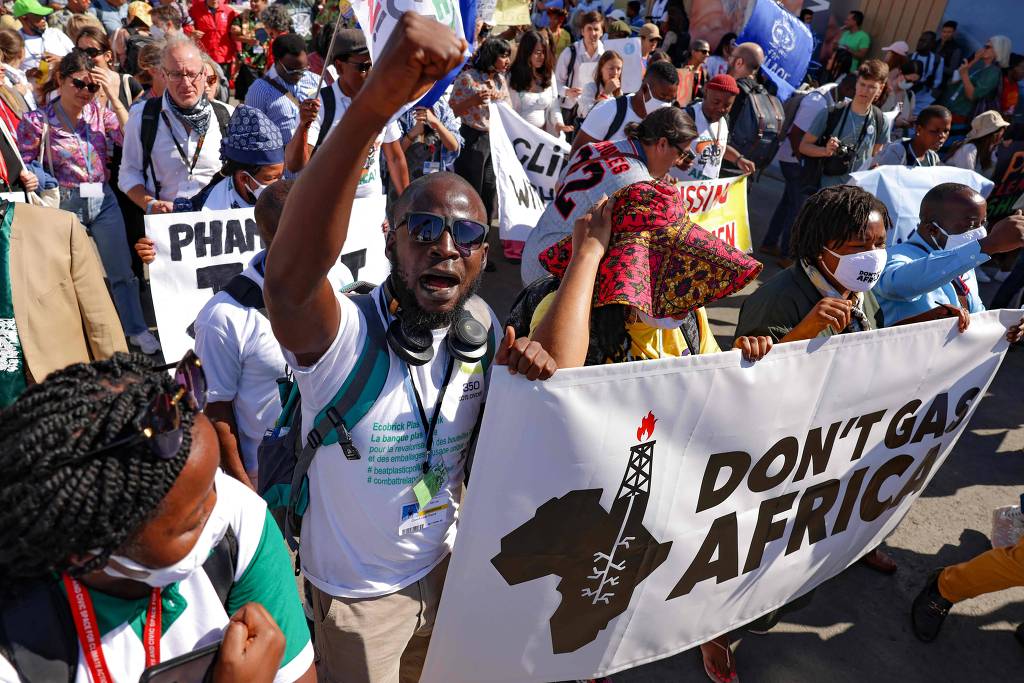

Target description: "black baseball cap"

left=332, top=29, right=368, bottom=61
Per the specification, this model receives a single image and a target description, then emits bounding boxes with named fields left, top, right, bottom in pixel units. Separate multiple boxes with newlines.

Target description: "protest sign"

left=490, top=103, right=550, bottom=258
left=350, top=0, right=471, bottom=112
left=677, top=175, right=752, bottom=253
left=849, top=166, right=994, bottom=246
left=986, top=139, right=1024, bottom=223
left=493, top=0, right=529, bottom=26
left=0, top=192, right=26, bottom=203
left=736, top=0, right=812, bottom=100
left=146, top=199, right=387, bottom=362
left=421, top=309, right=1018, bottom=682
left=602, top=38, right=643, bottom=94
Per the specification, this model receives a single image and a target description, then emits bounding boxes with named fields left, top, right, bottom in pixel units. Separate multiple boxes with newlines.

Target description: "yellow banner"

left=492, top=0, right=530, bottom=26
left=677, top=175, right=752, bottom=253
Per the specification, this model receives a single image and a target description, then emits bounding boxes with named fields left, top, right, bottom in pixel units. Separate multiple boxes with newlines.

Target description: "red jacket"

left=189, top=0, right=237, bottom=64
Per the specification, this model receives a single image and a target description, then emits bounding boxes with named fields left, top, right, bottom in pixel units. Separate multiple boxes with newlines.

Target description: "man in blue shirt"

left=243, top=32, right=319, bottom=146
left=875, top=183, right=1024, bottom=326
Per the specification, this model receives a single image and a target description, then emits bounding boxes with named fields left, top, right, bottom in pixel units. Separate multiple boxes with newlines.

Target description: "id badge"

left=412, top=461, right=448, bottom=509
left=422, top=161, right=441, bottom=175
left=398, top=501, right=450, bottom=536
left=80, top=182, right=104, bottom=199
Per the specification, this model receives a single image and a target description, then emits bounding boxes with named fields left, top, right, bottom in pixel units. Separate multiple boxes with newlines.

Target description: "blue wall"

left=942, top=0, right=1024, bottom=56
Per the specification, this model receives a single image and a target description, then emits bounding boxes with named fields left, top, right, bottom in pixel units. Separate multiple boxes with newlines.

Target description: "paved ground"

left=477, top=171, right=1024, bottom=682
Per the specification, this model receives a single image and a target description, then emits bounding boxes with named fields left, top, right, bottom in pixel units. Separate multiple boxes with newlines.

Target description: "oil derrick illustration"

left=491, top=412, right=673, bottom=654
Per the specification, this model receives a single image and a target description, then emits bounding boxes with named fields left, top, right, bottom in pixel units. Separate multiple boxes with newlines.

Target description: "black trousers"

left=454, top=124, right=496, bottom=223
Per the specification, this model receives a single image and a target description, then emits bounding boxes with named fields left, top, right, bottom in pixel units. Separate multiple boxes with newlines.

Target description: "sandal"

left=700, top=635, right=738, bottom=683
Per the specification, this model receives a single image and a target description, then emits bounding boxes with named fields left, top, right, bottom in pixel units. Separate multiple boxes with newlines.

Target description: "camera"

left=823, top=141, right=858, bottom=176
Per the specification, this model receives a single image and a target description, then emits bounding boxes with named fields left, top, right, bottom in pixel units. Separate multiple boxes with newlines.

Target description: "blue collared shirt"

left=243, top=65, right=320, bottom=146
left=874, top=231, right=990, bottom=325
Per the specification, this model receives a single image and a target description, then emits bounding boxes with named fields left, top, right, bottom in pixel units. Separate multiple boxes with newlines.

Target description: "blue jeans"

left=60, top=183, right=148, bottom=336
left=990, top=252, right=1024, bottom=309
left=762, top=161, right=804, bottom=250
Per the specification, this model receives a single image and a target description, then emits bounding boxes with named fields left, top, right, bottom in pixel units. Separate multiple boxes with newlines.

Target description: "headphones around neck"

left=380, top=278, right=489, bottom=366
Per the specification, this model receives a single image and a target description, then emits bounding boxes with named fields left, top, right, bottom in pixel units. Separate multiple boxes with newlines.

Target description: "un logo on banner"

left=770, top=18, right=795, bottom=52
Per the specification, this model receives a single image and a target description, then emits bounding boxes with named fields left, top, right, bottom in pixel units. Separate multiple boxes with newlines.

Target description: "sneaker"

left=975, top=269, right=992, bottom=283
left=910, top=569, right=953, bottom=642
left=130, top=331, right=162, bottom=355
left=994, top=270, right=1010, bottom=282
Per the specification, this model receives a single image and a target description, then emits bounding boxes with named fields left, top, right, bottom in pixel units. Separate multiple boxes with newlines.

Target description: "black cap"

left=332, top=28, right=368, bottom=60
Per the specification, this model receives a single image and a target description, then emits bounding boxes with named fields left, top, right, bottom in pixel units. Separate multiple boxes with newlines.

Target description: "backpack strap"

left=0, top=582, right=77, bottom=683
left=211, top=101, right=231, bottom=136
left=313, top=85, right=335, bottom=152
left=605, top=95, right=630, bottom=140
left=565, top=44, right=578, bottom=90
left=284, top=292, right=390, bottom=549
left=261, top=75, right=300, bottom=107
left=202, top=526, right=239, bottom=606
left=140, top=95, right=163, bottom=198
left=223, top=273, right=266, bottom=315
left=679, top=311, right=701, bottom=356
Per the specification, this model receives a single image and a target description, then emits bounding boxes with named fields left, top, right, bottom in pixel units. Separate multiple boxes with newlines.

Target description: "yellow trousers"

left=938, top=537, right=1024, bottom=603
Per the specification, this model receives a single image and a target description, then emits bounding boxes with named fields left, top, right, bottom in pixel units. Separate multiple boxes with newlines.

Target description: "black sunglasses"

left=345, top=60, right=372, bottom=74
left=79, top=47, right=105, bottom=58
left=72, top=351, right=207, bottom=464
left=401, top=212, right=489, bottom=257
left=70, top=77, right=101, bottom=93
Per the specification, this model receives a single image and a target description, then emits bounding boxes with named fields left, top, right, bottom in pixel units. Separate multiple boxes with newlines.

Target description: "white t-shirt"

left=580, top=94, right=641, bottom=143
left=194, top=253, right=353, bottom=474
left=678, top=103, right=729, bottom=181
left=19, top=28, right=74, bottom=70
left=0, top=472, right=313, bottom=683
left=776, top=86, right=835, bottom=164
left=307, top=81, right=401, bottom=198
left=286, top=286, right=499, bottom=598
left=705, top=55, right=729, bottom=78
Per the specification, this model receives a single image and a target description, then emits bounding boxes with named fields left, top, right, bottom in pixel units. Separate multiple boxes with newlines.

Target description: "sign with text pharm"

left=146, top=201, right=388, bottom=362
left=421, top=311, right=1018, bottom=682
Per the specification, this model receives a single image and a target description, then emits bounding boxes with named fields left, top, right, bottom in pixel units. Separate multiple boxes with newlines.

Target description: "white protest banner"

left=603, top=38, right=643, bottom=93
left=850, top=166, right=994, bottom=246
left=421, top=310, right=1019, bottom=682
left=676, top=174, right=752, bottom=252
left=489, top=103, right=545, bottom=259
left=494, top=102, right=571, bottom=203
left=0, top=192, right=26, bottom=203
left=146, top=198, right=388, bottom=362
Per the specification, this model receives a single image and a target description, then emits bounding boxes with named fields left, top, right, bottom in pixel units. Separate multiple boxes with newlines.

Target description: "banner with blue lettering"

left=736, top=0, right=812, bottom=100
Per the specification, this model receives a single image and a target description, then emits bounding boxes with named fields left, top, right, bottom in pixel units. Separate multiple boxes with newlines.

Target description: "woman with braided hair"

left=0, top=353, right=315, bottom=682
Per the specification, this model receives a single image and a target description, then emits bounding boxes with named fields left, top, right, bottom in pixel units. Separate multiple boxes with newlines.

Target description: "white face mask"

left=643, top=83, right=673, bottom=113
left=637, top=310, right=684, bottom=329
left=822, top=246, right=887, bottom=292
left=932, top=222, right=987, bottom=251
left=898, top=80, right=914, bottom=90
left=244, top=172, right=269, bottom=201
left=102, top=492, right=227, bottom=588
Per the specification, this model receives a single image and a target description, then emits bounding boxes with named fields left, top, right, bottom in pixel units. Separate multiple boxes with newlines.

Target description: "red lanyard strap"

left=63, top=574, right=161, bottom=682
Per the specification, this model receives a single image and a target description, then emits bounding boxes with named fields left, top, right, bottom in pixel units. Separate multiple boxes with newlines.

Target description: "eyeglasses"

left=671, top=142, right=689, bottom=157
left=277, top=62, right=306, bottom=77
left=695, top=48, right=710, bottom=53
left=79, top=47, right=105, bottom=58
left=164, top=69, right=204, bottom=84
left=344, top=60, right=372, bottom=74
left=401, top=212, right=489, bottom=257
left=205, top=73, right=218, bottom=86
left=70, top=77, right=101, bottom=93
left=71, top=351, right=207, bottom=465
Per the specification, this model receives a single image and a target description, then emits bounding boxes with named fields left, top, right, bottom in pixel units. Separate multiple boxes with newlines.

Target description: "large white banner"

left=146, top=199, right=388, bottom=362
left=603, top=38, right=643, bottom=94
left=494, top=103, right=571, bottom=204
left=421, top=310, right=1019, bottom=682
left=490, top=103, right=552, bottom=255
left=850, top=166, right=994, bottom=246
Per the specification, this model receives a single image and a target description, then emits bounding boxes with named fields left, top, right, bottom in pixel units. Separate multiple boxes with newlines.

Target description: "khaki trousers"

left=309, top=557, right=449, bottom=683
left=938, top=537, right=1024, bottom=603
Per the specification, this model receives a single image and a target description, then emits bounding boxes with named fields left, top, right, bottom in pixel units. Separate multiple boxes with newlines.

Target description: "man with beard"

left=264, top=13, right=557, bottom=682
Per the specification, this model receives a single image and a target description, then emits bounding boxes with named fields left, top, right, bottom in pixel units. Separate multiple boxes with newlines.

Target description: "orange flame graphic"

left=637, top=411, right=657, bottom=442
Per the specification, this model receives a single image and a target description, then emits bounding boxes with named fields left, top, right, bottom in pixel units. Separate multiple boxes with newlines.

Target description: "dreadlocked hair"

left=789, top=185, right=892, bottom=262
left=0, top=353, right=195, bottom=593
left=586, top=304, right=633, bottom=366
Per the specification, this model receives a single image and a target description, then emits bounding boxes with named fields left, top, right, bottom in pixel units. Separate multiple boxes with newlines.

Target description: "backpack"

left=603, top=95, right=631, bottom=141
left=140, top=97, right=231, bottom=198
left=122, top=27, right=154, bottom=76
left=257, top=288, right=495, bottom=552
left=313, top=84, right=336, bottom=152
left=799, top=101, right=883, bottom=192
left=727, top=77, right=786, bottom=169
left=781, top=83, right=837, bottom=159
left=0, top=529, right=238, bottom=683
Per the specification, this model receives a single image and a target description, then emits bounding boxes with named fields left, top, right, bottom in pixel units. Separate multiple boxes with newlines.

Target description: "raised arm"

left=265, top=13, right=467, bottom=365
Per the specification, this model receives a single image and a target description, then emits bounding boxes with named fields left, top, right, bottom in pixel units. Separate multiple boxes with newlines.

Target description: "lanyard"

left=63, top=574, right=161, bottom=683
left=55, top=100, right=93, bottom=180
left=160, top=112, right=207, bottom=179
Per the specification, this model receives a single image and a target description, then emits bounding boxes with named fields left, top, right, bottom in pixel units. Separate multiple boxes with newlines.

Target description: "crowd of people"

left=1, top=1, right=1024, bottom=682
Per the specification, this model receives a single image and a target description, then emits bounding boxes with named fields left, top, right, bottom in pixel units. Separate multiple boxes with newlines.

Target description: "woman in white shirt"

left=577, top=50, right=622, bottom=119
left=507, top=29, right=570, bottom=137
left=945, top=110, right=1008, bottom=178
left=704, top=32, right=735, bottom=78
